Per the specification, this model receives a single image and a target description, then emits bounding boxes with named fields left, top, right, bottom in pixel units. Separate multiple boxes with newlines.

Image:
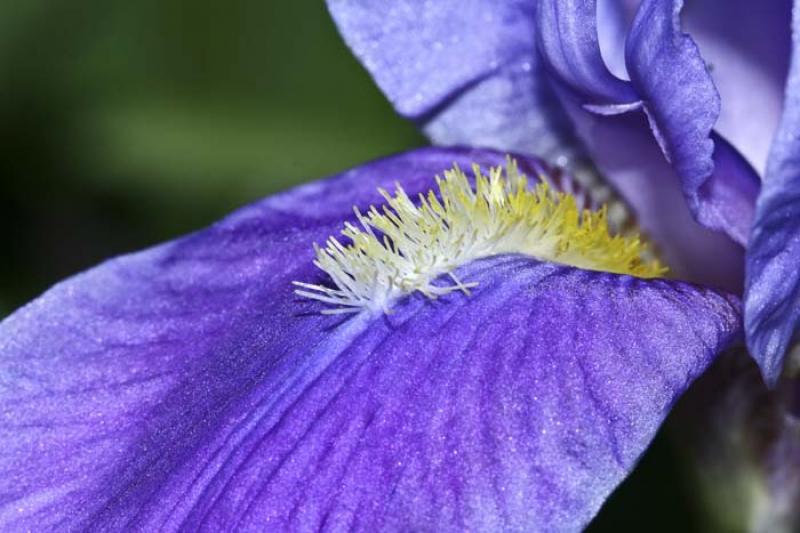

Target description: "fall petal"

left=0, top=148, right=741, bottom=531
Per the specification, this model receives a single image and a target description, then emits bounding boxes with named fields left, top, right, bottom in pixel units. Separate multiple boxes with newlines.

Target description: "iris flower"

left=328, top=0, right=800, bottom=526
left=328, top=0, right=800, bottom=386
left=0, top=1, right=788, bottom=532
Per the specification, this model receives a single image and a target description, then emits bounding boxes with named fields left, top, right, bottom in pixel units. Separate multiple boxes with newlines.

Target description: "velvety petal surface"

left=420, top=62, right=578, bottom=163
left=326, top=1, right=529, bottom=119
left=625, top=0, right=717, bottom=204
left=0, top=148, right=742, bottom=531
left=325, top=0, right=581, bottom=161
left=745, top=4, right=800, bottom=387
left=624, top=0, right=761, bottom=244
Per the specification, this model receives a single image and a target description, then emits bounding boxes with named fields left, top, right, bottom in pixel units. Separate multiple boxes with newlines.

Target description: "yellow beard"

left=295, top=158, right=666, bottom=314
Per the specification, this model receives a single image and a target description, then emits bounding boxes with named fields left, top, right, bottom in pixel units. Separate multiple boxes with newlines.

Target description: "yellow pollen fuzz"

left=294, top=158, right=666, bottom=314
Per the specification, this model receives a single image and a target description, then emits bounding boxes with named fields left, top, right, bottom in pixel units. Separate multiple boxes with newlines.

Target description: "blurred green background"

left=0, top=1, right=720, bottom=531
left=0, top=0, right=423, bottom=314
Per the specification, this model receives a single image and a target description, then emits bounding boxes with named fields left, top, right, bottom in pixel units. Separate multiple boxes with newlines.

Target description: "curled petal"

left=624, top=0, right=763, bottom=245
left=745, top=4, right=800, bottom=387
left=536, top=0, right=760, bottom=246
left=0, top=148, right=741, bottom=530
left=535, top=0, right=638, bottom=106
left=329, top=0, right=759, bottom=264
left=625, top=0, right=720, bottom=184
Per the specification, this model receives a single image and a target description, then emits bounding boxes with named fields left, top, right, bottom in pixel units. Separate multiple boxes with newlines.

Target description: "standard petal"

left=535, top=0, right=638, bottom=106
left=326, top=0, right=582, bottom=161
left=625, top=0, right=720, bottom=195
left=325, top=0, right=536, bottom=119
left=745, top=5, right=800, bottom=387
left=329, top=0, right=758, bottom=262
left=536, top=0, right=760, bottom=247
left=0, top=148, right=742, bottom=531
left=701, top=133, right=761, bottom=247
left=420, top=63, right=578, bottom=162
left=624, top=0, right=763, bottom=245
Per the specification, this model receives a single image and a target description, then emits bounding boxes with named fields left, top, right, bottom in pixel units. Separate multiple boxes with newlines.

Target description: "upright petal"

left=535, top=0, right=638, bottom=107
left=536, top=0, right=761, bottom=246
left=625, top=0, right=720, bottom=180
left=326, top=0, right=527, bottom=119
left=624, top=0, right=762, bottom=244
left=0, top=148, right=741, bottom=531
left=420, top=63, right=577, bottom=162
left=325, top=0, right=579, bottom=160
left=745, top=3, right=800, bottom=387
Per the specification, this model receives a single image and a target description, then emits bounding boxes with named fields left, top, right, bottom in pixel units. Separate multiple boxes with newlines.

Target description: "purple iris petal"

left=535, top=0, right=639, bottom=107
left=325, top=0, right=535, bottom=119
left=625, top=0, right=719, bottom=181
left=623, top=0, right=761, bottom=245
left=420, top=64, right=577, bottom=163
left=0, top=148, right=741, bottom=530
left=531, top=0, right=761, bottom=247
left=703, top=133, right=761, bottom=247
left=745, top=6, right=800, bottom=387
left=325, top=1, right=579, bottom=162
left=326, top=0, right=756, bottom=285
